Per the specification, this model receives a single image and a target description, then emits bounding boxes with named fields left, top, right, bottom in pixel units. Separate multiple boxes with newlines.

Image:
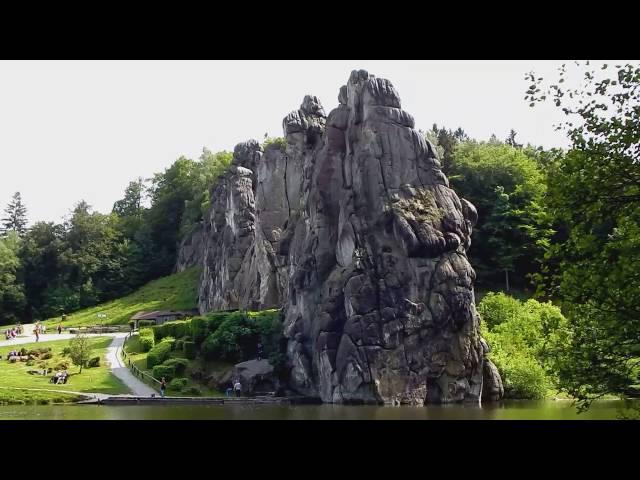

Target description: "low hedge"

left=146, top=338, right=174, bottom=369
left=138, top=320, right=155, bottom=328
left=152, top=364, right=176, bottom=382
left=139, top=328, right=155, bottom=352
left=152, top=320, right=191, bottom=343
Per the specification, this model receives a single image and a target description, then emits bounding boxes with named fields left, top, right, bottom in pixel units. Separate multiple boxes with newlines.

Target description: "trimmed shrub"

left=54, top=361, right=70, bottom=370
left=152, top=320, right=191, bottom=343
left=19, top=348, right=28, bottom=356
left=152, top=365, right=176, bottom=382
left=162, top=358, right=189, bottom=376
left=41, top=352, right=53, bottom=360
left=183, top=341, right=196, bottom=360
left=87, top=356, right=100, bottom=368
left=139, top=328, right=155, bottom=352
left=62, top=347, right=71, bottom=356
left=168, top=377, right=188, bottom=391
left=138, top=320, right=155, bottom=328
left=147, top=339, right=174, bottom=368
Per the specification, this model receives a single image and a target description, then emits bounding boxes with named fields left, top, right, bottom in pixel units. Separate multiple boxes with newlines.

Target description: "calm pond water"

left=0, top=400, right=638, bottom=420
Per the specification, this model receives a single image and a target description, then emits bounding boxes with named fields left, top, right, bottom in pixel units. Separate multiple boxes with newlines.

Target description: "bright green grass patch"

left=0, top=337, right=130, bottom=395
left=0, top=388, right=85, bottom=405
left=43, top=267, right=201, bottom=327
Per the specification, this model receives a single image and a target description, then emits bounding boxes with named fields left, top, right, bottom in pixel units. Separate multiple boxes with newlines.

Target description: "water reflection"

left=0, top=400, right=638, bottom=420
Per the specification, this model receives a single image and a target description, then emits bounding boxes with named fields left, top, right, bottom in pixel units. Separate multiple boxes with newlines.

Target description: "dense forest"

left=1, top=62, right=638, bottom=407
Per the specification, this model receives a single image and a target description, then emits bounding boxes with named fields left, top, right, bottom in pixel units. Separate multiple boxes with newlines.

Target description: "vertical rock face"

left=176, top=223, right=205, bottom=272
left=185, top=71, right=502, bottom=404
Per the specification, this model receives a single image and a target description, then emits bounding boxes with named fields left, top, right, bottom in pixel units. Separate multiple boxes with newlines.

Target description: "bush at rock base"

left=479, top=292, right=569, bottom=399
left=201, top=310, right=283, bottom=364
left=185, top=386, right=201, bottom=396
left=168, top=377, right=188, bottom=391
left=87, top=356, right=100, bottom=368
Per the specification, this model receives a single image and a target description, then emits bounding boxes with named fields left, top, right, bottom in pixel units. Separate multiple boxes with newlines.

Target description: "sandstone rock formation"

left=176, top=223, right=205, bottom=272
left=182, top=71, right=503, bottom=405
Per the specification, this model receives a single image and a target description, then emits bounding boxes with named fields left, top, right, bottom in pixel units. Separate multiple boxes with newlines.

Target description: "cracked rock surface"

left=180, top=72, right=503, bottom=404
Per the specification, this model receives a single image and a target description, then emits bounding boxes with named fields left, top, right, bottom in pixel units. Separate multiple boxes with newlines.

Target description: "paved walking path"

left=105, top=334, right=157, bottom=396
left=0, top=326, right=157, bottom=397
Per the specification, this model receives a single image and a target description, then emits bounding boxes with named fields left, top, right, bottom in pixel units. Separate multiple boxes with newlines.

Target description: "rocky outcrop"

left=233, top=359, right=281, bottom=395
left=181, top=71, right=503, bottom=405
left=176, top=223, right=205, bottom=272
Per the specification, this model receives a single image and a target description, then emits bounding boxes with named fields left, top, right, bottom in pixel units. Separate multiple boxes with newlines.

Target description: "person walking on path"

left=234, top=379, right=242, bottom=398
left=160, top=377, right=167, bottom=398
left=57, top=324, right=62, bottom=335
left=34, top=328, right=39, bottom=342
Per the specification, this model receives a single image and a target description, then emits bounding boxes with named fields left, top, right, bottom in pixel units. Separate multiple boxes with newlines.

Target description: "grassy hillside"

left=43, top=267, right=201, bottom=327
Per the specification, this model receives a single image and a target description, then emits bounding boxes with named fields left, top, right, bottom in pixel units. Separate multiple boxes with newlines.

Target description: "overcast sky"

left=0, top=60, right=612, bottom=224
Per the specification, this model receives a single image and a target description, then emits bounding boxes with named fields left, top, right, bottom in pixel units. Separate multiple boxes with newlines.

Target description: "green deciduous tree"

left=449, top=142, right=553, bottom=290
left=526, top=61, right=640, bottom=407
left=68, top=333, right=93, bottom=373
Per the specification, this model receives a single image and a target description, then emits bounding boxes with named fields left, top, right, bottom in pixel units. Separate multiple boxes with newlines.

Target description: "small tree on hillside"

left=69, top=333, right=93, bottom=373
left=2, top=192, right=28, bottom=236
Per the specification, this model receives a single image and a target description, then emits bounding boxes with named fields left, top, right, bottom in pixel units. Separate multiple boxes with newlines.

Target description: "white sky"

left=0, top=60, right=614, bottom=224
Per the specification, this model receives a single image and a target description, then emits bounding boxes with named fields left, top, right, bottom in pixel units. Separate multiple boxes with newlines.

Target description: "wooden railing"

left=121, top=332, right=161, bottom=390
left=69, top=325, right=132, bottom=334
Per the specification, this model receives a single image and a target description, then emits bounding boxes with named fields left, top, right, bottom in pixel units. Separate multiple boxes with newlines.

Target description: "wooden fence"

left=120, top=332, right=161, bottom=390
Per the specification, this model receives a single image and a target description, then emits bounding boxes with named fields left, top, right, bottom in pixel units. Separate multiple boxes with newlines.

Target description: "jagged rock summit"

left=179, top=70, right=503, bottom=405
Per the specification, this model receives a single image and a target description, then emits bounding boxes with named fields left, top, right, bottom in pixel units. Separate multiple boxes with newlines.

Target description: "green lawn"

left=43, top=267, right=201, bottom=327
left=0, top=337, right=130, bottom=395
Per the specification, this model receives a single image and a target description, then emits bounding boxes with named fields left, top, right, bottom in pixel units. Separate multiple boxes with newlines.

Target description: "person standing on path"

left=57, top=324, right=62, bottom=335
left=160, top=377, right=167, bottom=398
left=34, top=327, right=39, bottom=342
left=234, top=379, right=242, bottom=397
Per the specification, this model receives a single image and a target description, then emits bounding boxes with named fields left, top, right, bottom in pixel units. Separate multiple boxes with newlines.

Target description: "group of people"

left=7, top=349, right=21, bottom=358
left=5, top=328, right=19, bottom=340
left=4, top=323, right=24, bottom=340
left=50, top=370, right=69, bottom=384
left=225, top=379, right=243, bottom=397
